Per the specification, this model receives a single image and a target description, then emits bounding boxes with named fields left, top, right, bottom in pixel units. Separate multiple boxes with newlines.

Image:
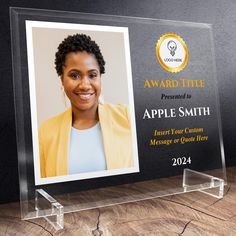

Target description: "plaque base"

left=21, top=168, right=224, bottom=231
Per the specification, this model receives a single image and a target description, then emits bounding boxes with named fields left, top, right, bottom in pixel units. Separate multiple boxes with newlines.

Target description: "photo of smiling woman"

left=39, top=33, right=134, bottom=178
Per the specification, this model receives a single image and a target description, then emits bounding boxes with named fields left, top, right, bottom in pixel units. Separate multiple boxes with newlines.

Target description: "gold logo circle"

left=156, top=33, right=188, bottom=73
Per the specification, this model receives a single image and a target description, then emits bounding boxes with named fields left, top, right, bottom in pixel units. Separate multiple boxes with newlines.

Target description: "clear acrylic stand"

left=183, top=169, right=224, bottom=198
left=10, top=7, right=226, bottom=231
left=35, top=189, right=64, bottom=230
left=21, top=168, right=224, bottom=230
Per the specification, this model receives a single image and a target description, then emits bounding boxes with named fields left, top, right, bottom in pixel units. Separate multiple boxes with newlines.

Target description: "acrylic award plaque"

left=10, top=7, right=226, bottom=229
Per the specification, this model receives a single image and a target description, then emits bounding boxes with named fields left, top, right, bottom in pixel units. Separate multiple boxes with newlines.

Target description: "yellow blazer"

left=39, top=103, right=133, bottom=177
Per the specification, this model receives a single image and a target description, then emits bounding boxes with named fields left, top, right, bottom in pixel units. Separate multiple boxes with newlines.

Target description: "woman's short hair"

left=55, top=33, right=105, bottom=76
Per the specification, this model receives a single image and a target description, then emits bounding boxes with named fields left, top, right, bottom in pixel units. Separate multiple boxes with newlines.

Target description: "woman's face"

left=61, top=51, right=101, bottom=112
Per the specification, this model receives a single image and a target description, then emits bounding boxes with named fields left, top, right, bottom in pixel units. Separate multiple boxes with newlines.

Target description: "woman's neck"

left=71, top=104, right=99, bottom=130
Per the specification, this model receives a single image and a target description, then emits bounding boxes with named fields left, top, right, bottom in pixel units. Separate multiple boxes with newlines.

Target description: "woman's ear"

left=60, top=84, right=67, bottom=108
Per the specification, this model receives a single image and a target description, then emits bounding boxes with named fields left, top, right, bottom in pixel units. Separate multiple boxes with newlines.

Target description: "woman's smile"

left=75, top=92, right=96, bottom=101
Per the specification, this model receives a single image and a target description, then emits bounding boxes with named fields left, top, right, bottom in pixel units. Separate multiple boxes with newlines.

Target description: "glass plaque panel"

left=10, top=7, right=226, bottom=227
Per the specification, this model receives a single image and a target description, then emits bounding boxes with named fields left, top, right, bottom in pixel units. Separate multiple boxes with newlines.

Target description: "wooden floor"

left=0, top=168, right=236, bottom=236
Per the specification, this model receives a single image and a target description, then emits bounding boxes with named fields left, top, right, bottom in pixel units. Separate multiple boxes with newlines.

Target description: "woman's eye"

left=89, top=73, right=97, bottom=79
left=70, top=72, right=80, bottom=80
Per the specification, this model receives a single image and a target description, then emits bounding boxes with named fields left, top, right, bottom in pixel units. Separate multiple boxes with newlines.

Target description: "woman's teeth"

left=78, top=93, right=94, bottom=100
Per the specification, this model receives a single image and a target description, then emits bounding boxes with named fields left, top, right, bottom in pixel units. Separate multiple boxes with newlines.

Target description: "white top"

left=68, top=122, right=107, bottom=175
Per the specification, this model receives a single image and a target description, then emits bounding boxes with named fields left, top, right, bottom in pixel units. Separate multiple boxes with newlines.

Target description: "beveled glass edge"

left=10, top=6, right=30, bottom=219
left=10, top=6, right=212, bottom=28
left=208, top=26, right=227, bottom=184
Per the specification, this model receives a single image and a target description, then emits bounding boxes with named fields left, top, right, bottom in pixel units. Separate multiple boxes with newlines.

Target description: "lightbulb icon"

left=167, top=40, right=177, bottom=56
